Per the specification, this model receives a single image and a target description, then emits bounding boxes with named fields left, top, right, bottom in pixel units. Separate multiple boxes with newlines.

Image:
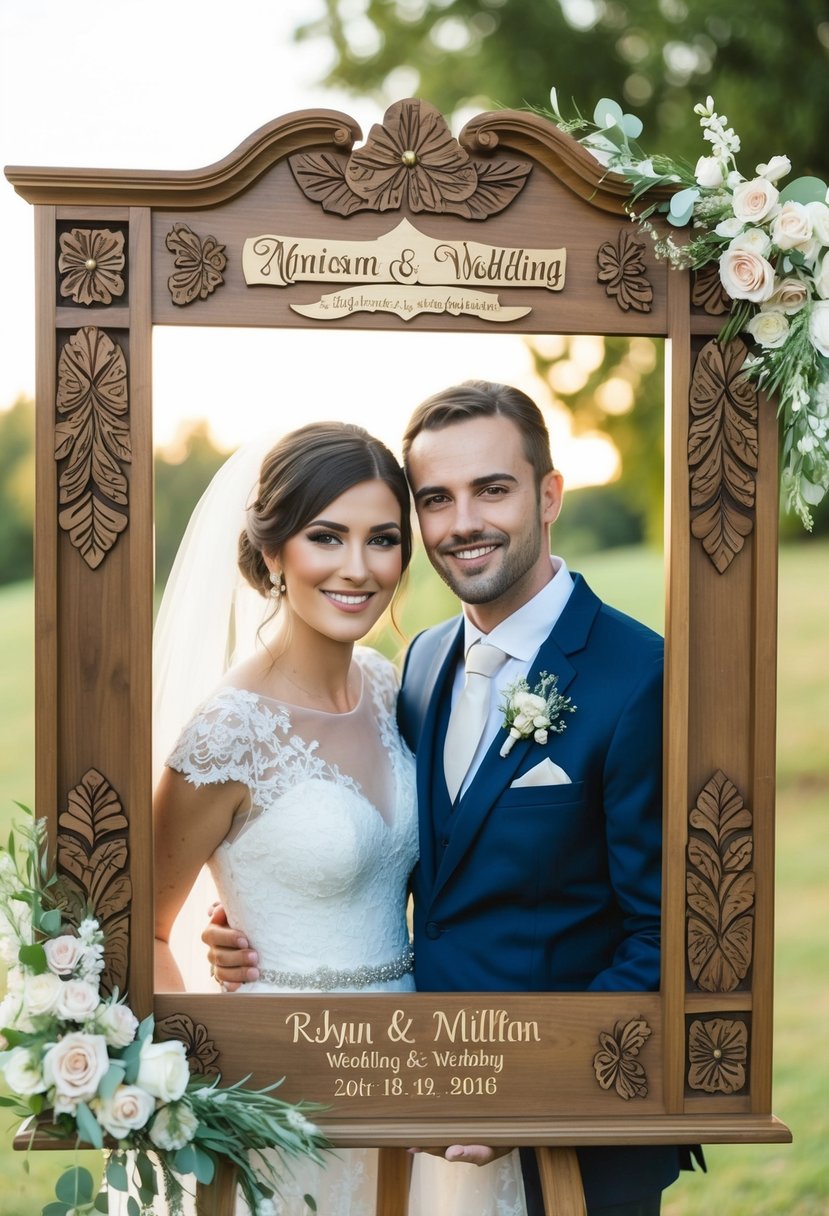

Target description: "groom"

left=208, top=381, right=692, bottom=1214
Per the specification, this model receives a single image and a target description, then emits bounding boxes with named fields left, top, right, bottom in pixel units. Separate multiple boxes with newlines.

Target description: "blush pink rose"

left=719, top=247, right=775, bottom=303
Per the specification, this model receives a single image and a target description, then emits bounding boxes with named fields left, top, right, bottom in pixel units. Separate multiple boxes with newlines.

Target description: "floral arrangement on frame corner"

left=544, top=87, right=829, bottom=529
left=0, top=809, right=330, bottom=1216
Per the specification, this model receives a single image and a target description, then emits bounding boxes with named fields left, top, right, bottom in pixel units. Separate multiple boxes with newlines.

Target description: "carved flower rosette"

left=290, top=98, right=532, bottom=219
left=58, top=227, right=125, bottom=306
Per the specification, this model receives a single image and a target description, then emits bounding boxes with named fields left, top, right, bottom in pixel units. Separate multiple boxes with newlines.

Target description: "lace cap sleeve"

left=166, top=687, right=287, bottom=789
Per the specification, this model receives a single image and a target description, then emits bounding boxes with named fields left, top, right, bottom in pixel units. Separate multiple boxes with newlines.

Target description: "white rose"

left=730, top=227, right=772, bottom=257
left=719, top=247, right=776, bottom=303
left=96, top=1001, right=139, bottom=1049
left=755, top=155, right=791, bottom=183
left=511, top=712, right=532, bottom=733
left=23, top=971, right=64, bottom=1018
left=56, top=979, right=101, bottom=1023
left=772, top=202, right=813, bottom=251
left=3, top=1046, right=48, bottom=1096
left=732, top=177, right=779, bottom=224
left=766, top=275, right=810, bottom=314
left=44, top=934, right=84, bottom=977
left=42, top=1032, right=110, bottom=1112
left=694, top=155, right=725, bottom=188
left=805, top=201, right=829, bottom=247
left=533, top=729, right=549, bottom=745
left=513, top=692, right=547, bottom=716
left=809, top=301, right=829, bottom=357
left=149, top=1100, right=200, bottom=1151
left=747, top=310, right=789, bottom=349
left=715, top=216, right=744, bottom=239
left=93, top=1084, right=155, bottom=1140
left=814, top=252, right=829, bottom=300
left=136, top=1040, right=190, bottom=1103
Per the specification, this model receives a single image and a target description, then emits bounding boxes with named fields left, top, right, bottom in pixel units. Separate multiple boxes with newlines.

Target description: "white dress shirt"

left=450, top=556, right=575, bottom=797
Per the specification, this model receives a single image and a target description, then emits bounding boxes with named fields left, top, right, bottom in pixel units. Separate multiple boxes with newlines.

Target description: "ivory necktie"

left=443, top=642, right=508, bottom=802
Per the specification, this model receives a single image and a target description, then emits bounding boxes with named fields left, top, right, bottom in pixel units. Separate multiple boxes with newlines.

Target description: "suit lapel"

left=431, top=575, right=600, bottom=901
left=414, top=619, right=464, bottom=890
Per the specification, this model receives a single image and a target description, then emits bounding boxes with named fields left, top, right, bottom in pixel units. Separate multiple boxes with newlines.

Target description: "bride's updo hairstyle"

left=238, top=421, right=412, bottom=597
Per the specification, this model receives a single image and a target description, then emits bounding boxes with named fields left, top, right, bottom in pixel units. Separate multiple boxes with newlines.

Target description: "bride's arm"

left=154, top=767, right=247, bottom=991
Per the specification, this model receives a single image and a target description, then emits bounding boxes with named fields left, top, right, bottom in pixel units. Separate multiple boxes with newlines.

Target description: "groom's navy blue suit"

left=397, top=573, right=685, bottom=1212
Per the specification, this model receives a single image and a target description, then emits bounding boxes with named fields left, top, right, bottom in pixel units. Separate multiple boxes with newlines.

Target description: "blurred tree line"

left=0, top=399, right=229, bottom=589
left=293, top=0, right=829, bottom=543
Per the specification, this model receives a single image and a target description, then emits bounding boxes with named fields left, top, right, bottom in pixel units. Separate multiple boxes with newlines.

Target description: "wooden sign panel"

left=5, top=98, right=788, bottom=1149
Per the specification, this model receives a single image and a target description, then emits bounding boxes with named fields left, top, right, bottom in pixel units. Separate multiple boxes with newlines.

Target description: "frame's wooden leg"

left=535, top=1147, right=587, bottom=1216
left=196, top=1158, right=238, bottom=1216
left=376, top=1146, right=412, bottom=1216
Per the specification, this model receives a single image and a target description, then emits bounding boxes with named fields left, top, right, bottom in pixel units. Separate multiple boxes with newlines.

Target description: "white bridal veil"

left=153, top=434, right=278, bottom=988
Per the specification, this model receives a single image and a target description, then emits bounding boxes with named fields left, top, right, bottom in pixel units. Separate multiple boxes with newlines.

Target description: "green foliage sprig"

left=0, top=807, right=330, bottom=1216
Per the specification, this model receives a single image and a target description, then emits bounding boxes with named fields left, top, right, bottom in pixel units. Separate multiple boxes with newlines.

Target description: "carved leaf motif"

left=688, top=338, right=758, bottom=573
left=290, top=99, right=531, bottom=219
left=58, top=228, right=126, bottom=306
left=56, top=769, right=132, bottom=996
left=455, top=157, right=534, bottom=220
left=288, top=152, right=365, bottom=216
left=157, top=1014, right=221, bottom=1075
left=686, top=771, right=755, bottom=991
left=55, top=327, right=131, bottom=569
left=596, top=229, right=654, bottom=313
left=692, top=263, right=731, bottom=315
left=165, top=223, right=227, bottom=306
left=687, top=1017, right=748, bottom=1094
left=592, top=1017, right=651, bottom=1100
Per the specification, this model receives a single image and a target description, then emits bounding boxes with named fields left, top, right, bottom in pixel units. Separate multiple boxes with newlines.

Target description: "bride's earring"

left=269, top=570, right=286, bottom=599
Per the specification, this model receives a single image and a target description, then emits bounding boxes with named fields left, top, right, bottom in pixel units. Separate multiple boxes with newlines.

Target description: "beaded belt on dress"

left=258, top=944, right=414, bottom=991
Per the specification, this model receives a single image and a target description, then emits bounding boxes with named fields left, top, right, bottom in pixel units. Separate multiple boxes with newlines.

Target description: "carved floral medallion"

left=687, top=1017, right=748, bottom=1094
left=53, top=768, right=132, bottom=998
left=596, top=228, right=653, bottom=312
left=688, top=337, right=758, bottom=573
left=58, top=227, right=126, bottom=306
left=593, top=1017, right=652, bottom=1100
left=157, top=1014, right=221, bottom=1075
left=165, top=222, right=227, bottom=306
left=55, top=326, right=131, bottom=569
left=290, top=98, right=532, bottom=219
left=686, top=770, right=755, bottom=992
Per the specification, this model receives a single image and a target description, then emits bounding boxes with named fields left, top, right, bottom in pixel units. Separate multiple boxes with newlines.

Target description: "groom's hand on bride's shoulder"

left=202, top=902, right=260, bottom=990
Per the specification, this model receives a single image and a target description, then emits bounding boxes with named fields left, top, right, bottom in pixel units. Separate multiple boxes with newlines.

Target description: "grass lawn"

left=0, top=541, right=827, bottom=1215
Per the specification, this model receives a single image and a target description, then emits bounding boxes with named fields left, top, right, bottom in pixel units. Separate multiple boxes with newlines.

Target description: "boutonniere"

left=499, top=672, right=576, bottom=757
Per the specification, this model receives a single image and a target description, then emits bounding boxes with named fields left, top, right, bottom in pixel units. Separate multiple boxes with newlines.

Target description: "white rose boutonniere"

left=499, top=672, right=575, bottom=757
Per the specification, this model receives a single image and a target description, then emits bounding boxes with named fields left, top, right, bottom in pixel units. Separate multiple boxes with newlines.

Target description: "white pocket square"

left=510, top=758, right=571, bottom=788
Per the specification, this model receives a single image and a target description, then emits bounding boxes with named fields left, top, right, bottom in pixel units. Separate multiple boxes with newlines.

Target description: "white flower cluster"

left=499, top=672, right=575, bottom=757
left=547, top=86, right=829, bottom=529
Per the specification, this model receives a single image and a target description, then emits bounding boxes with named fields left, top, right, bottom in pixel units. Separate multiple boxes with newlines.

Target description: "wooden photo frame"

left=5, top=99, right=790, bottom=1156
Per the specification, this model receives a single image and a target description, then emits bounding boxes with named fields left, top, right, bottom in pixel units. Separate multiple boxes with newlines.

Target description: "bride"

left=153, top=420, right=528, bottom=1215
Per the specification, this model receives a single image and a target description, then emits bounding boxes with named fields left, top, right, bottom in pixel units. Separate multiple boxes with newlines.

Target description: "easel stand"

left=195, top=1147, right=586, bottom=1215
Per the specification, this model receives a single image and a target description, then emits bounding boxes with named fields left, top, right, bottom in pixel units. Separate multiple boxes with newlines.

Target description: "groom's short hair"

left=402, top=380, right=554, bottom=488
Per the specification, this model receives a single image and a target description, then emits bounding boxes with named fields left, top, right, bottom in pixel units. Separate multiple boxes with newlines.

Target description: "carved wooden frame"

left=6, top=99, right=788, bottom=1151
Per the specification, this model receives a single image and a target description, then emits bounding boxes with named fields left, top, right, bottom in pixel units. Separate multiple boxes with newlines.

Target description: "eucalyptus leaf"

left=191, top=1146, right=216, bottom=1185
left=593, top=97, right=624, bottom=129
left=136, top=1150, right=158, bottom=1194
left=39, top=908, right=62, bottom=935
left=42, top=1203, right=68, bottom=1216
left=779, top=176, right=828, bottom=205
left=98, top=1061, right=126, bottom=1101
left=106, top=1157, right=130, bottom=1192
left=621, top=113, right=643, bottom=139
left=94, top=1193, right=110, bottom=1213
left=56, top=1166, right=95, bottom=1206
left=801, top=477, right=826, bottom=505
left=18, top=942, right=48, bottom=974
left=173, top=1144, right=197, bottom=1175
left=127, top=1196, right=141, bottom=1216
left=75, top=1100, right=104, bottom=1149
left=304, top=1195, right=318, bottom=1212
left=120, top=1039, right=142, bottom=1084
left=137, top=1014, right=155, bottom=1043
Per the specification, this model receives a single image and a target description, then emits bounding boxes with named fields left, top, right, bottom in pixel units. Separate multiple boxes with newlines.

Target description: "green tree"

left=0, top=398, right=35, bottom=586
left=295, top=0, right=829, bottom=178
left=154, top=422, right=231, bottom=592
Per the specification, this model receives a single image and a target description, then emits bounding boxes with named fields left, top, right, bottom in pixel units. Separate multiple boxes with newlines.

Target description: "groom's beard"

left=430, top=513, right=544, bottom=606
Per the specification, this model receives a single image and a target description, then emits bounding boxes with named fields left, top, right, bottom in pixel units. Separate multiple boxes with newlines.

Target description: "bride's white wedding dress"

left=164, top=645, right=527, bottom=1215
